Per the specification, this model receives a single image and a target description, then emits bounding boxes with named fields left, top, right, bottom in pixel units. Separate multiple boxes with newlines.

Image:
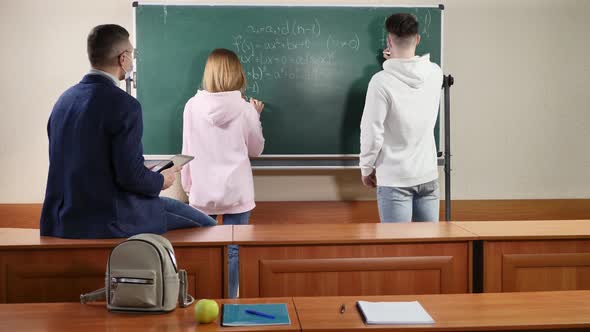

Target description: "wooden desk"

left=0, top=226, right=232, bottom=303
left=234, top=223, right=476, bottom=297
left=454, top=220, right=590, bottom=293
left=453, top=220, right=590, bottom=240
left=0, top=297, right=299, bottom=332
left=2, top=292, right=590, bottom=332
left=294, top=291, right=590, bottom=331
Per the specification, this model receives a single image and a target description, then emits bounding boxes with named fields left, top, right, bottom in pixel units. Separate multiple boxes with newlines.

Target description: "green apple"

left=194, top=299, right=219, bottom=324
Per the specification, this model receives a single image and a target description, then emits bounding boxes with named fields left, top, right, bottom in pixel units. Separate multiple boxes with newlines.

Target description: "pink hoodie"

left=181, top=90, right=264, bottom=215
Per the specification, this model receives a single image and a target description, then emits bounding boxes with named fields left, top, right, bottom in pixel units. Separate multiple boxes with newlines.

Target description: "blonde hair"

left=202, top=48, right=246, bottom=93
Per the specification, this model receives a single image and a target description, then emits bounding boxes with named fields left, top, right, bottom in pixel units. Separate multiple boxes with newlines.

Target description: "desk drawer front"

left=484, top=240, right=590, bottom=292
left=240, top=242, right=469, bottom=297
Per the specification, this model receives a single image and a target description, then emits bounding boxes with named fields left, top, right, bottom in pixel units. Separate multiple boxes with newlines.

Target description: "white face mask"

left=124, top=63, right=134, bottom=80
left=123, top=53, right=134, bottom=80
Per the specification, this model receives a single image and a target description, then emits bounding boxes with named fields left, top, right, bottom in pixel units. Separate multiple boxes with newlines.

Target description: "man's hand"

left=382, top=48, right=392, bottom=60
left=161, top=166, right=181, bottom=190
left=361, top=170, right=377, bottom=188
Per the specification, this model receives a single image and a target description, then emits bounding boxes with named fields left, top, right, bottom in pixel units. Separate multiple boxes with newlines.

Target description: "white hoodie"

left=360, top=54, right=442, bottom=187
left=181, top=90, right=264, bottom=215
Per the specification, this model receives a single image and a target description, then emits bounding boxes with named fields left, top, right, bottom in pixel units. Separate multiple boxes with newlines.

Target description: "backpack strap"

left=80, top=287, right=106, bottom=304
left=178, top=269, right=194, bottom=308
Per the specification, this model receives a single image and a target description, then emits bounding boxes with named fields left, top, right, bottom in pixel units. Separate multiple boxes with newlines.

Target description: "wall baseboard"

left=249, top=199, right=590, bottom=224
left=0, top=204, right=43, bottom=229
left=1, top=199, right=589, bottom=228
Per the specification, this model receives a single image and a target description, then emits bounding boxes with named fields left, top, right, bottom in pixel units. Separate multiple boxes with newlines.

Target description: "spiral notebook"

left=222, top=303, right=291, bottom=326
left=357, top=301, right=434, bottom=325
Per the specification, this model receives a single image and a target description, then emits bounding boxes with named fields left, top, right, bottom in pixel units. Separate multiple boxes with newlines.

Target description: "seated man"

left=41, top=24, right=216, bottom=238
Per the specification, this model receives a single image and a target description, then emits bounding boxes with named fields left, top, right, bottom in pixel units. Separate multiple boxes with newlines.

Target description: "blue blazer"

left=41, top=74, right=165, bottom=238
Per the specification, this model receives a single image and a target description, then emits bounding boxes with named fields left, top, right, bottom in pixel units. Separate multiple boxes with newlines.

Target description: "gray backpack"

left=81, top=234, right=194, bottom=312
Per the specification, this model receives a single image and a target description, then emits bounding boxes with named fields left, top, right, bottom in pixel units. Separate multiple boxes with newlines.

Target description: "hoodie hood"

left=382, top=54, right=435, bottom=89
left=194, top=90, right=245, bottom=126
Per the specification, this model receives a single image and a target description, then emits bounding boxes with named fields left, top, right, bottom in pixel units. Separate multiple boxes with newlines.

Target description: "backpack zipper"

left=111, top=277, right=155, bottom=285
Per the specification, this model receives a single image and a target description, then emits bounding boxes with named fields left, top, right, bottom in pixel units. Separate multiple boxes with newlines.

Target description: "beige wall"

left=0, top=0, right=589, bottom=203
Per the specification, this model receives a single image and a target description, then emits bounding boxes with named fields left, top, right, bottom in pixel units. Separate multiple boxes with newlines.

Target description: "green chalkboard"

left=135, top=4, right=442, bottom=155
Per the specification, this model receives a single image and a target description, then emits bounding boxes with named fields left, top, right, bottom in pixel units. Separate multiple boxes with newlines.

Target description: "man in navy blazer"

left=41, top=25, right=216, bottom=238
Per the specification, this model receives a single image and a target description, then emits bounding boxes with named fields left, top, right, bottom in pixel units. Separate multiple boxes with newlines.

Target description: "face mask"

left=123, top=53, right=134, bottom=80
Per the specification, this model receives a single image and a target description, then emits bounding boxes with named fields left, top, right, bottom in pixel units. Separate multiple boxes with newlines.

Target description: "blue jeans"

left=209, top=211, right=251, bottom=298
left=161, top=197, right=217, bottom=230
left=377, top=179, right=440, bottom=223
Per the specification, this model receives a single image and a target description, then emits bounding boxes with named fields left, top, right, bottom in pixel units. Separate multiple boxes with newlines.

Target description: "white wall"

left=0, top=0, right=589, bottom=203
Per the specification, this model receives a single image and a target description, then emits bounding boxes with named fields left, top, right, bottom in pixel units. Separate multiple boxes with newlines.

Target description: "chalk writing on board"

left=245, top=65, right=324, bottom=82
left=245, top=18, right=321, bottom=38
left=233, top=35, right=314, bottom=55
left=239, top=52, right=335, bottom=66
left=422, top=11, right=431, bottom=38
left=326, top=33, right=360, bottom=51
left=232, top=18, right=364, bottom=93
left=246, top=82, right=260, bottom=93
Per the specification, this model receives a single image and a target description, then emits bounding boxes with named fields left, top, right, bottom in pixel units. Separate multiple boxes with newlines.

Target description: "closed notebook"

left=357, top=301, right=434, bottom=325
left=222, top=303, right=290, bottom=326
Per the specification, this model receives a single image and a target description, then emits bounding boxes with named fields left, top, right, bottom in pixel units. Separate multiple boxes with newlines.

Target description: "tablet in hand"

left=144, top=155, right=194, bottom=173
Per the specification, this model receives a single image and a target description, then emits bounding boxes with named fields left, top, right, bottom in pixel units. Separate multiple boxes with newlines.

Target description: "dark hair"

left=87, top=24, right=130, bottom=67
left=385, top=13, right=418, bottom=38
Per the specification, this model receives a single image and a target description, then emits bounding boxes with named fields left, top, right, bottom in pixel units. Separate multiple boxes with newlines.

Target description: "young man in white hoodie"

left=360, top=13, right=443, bottom=222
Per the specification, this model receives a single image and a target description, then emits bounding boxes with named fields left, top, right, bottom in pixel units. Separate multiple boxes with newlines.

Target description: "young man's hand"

left=382, top=48, right=392, bottom=60
left=361, top=170, right=377, bottom=188
left=161, top=166, right=181, bottom=190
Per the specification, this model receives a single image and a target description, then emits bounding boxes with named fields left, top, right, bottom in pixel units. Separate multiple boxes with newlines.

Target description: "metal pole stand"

left=443, top=75, right=454, bottom=221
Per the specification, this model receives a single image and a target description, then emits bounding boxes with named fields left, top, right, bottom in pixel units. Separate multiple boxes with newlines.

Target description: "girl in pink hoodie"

left=181, top=48, right=264, bottom=298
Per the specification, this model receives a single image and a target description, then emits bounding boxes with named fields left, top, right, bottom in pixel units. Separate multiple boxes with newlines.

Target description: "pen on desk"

left=245, top=309, right=275, bottom=319
left=340, top=304, right=346, bottom=314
